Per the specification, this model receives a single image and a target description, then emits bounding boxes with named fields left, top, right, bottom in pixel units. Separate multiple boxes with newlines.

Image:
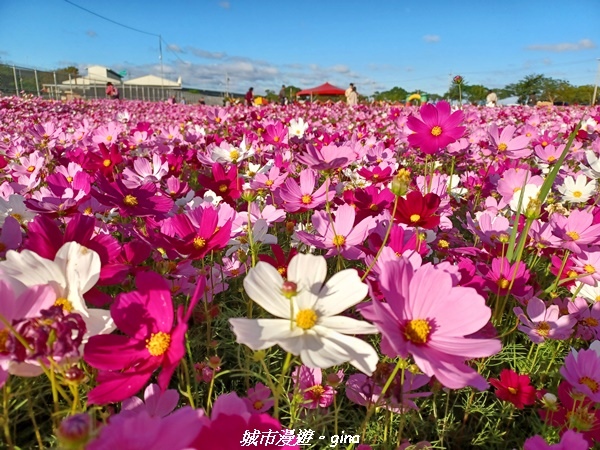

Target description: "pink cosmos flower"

left=295, top=143, right=355, bottom=171
left=513, top=297, right=576, bottom=344
left=360, top=258, right=501, bottom=390
left=488, top=124, right=532, bottom=159
left=86, top=407, right=205, bottom=450
left=120, top=383, right=180, bottom=418
left=250, top=165, right=288, bottom=192
left=189, top=392, right=298, bottom=449
left=560, top=344, right=600, bottom=403
left=572, top=250, right=600, bottom=285
left=346, top=368, right=431, bottom=413
left=291, top=365, right=335, bottom=409
left=0, top=216, right=22, bottom=257
left=92, top=177, right=173, bottom=219
left=551, top=209, right=600, bottom=254
left=406, top=101, right=465, bottom=155
left=244, top=382, right=274, bottom=414
left=568, top=298, right=600, bottom=340
left=278, top=169, right=332, bottom=213
left=524, top=430, right=588, bottom=450
left=84, top=271, right=204, bottom=405
left=296, top=203, right=375, bottom=260
left=481, top=257, right=533, bottom=300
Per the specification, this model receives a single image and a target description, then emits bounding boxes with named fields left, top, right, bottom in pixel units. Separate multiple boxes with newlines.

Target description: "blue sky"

left=1, top=0, right=599, bottom=96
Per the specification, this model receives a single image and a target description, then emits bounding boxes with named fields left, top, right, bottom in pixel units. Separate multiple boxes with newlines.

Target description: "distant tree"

left=56, top=66, right=80, bottom=77
left=505, top=74, right=547, bottom=104
left=465, top=84, right=489, bottom=105
left=373, top=86, right=409, bottom=103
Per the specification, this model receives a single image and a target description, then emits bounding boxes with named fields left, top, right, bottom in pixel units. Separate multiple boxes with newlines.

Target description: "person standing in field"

left=279, top=85, right=287, bottom=105
left=486, top=90, right=498, bottom=107
left=345, top=83, right=355, bottom=105
left=105, top=82, right=119, bottom=100
left=347, top=85, right=358, bottom=106
left=245, top=87, right=254, bottom=106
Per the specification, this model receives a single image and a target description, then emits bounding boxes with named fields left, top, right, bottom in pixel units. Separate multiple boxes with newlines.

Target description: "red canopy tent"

left=296, top=82, right=346, bottom=100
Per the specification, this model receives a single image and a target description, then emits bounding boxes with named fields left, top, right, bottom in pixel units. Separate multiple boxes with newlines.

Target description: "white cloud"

left=526, top=39, right=596, bottom=52
left=423, top=34, right=440, bottom=43
left=219, top=1, right=230, bottom=9
left=189, top=47, right=226, bottom=60
left=167, top=44, right=183, bottom=53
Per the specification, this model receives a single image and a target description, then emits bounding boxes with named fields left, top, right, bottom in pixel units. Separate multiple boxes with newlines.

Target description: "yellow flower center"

left=547, top=156, right=556, bottom=162
left=0, top=329, right=10, bottom=353
left=218, top=184, right=228, bottom=193
left=27, top=165, right=35, bottom=172
left=584, top=264, right=595, bottom=274
left=146, top=332, right=171, bottom=356
left=308, top=385, right=325, bottom=397
left=584, top=317, right=599, bottom=327
left=536, top=321, right=551, bottom=337
left=106, top=135, right=112, bottom=142
left=54, top=297, right=74, bottom=313
left=541, top=141, right=548, bottom=147
left=498, top=143, right=508, bottom=152
left=438, top=239, right=449, bottom=248
left=369, top=203, right=378, bottom=211
left=123, top=194, right=138, bottom=207
left=568, top=270, right=578, bottom=278
left=193, top=237, right=206, bottom=249
left=252, top=400, right=264, bottom=410
left=215, top=117, right=221, bottom=123
left=274, top=136, right=280, bottom=142
left=573, top=191, right=583, bottom=198
left=301, top=194, right=312, bottom=204
left=410, top=214, right=421, bottom=223
left=497, top=278, right=510, bottom=289
left=229, top=150, right=239, bottom=161
left=66, top=176, right=73, bottom=183
left=332, top=235, right=346, bottom=247
left=103, top=159, right=111, bottom=167
left=507, top=387, right=518, bottom=395
left=566, top=231, right=580, bottom=241
left=430, top=126, right=442, bottom=137
left=265, top=180, right=274, bottom=187
left=404, top=319, right=431, bottom=344
left=295, top=309, right=318, bottom=330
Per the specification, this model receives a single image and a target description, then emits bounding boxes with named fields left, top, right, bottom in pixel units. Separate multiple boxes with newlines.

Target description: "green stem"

left=3, top=384, right=13, bottom=450
left=361, top=196, right=399, bottom=281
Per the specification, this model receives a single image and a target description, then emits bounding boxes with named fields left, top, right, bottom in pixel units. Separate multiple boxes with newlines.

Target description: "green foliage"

left=373, top=86, right=409, bottom=103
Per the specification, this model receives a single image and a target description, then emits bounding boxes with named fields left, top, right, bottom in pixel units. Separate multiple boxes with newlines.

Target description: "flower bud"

left=64, top=367, right=86, bottom=384
left=391, top=169, right=411, bottom=197
left=56, top=413, right=92, bottom=449
left=241, top=188, right=257, bottom=202
left=281, top=281, right=298, bottom=298
left=208, top=355, right=221, bottom=370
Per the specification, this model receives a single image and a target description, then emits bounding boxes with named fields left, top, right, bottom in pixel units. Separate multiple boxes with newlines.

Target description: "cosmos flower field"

left=1, top=95, right=600, bottom=449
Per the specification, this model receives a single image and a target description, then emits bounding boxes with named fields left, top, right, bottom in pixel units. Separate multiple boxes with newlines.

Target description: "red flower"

left=489, top=369, right=536, bottom=409
left=407, top=101, right=465, bottom=155
left=394, top=190, right=441, bottom=229
left=198, top=163, right=242, bottom=205
left=82, top=143, right=123, bottom=177
left=84, top=272, right=205, bottom=405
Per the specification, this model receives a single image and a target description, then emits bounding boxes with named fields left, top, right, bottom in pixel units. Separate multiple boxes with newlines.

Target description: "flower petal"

left=243, top=262, right=289, bottom=318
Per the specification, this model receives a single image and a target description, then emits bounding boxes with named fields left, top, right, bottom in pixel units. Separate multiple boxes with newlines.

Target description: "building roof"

left=124, top=75, right=182, bottom=88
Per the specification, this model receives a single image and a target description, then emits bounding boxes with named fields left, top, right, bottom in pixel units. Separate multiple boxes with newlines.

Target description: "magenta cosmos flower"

left=406, top=101, right=465, bottom=155
left=360, top=258, right=501, bottom=390
left=560, top=343, right=600, bottom=403
left=84, top=271, right=204, bottom=405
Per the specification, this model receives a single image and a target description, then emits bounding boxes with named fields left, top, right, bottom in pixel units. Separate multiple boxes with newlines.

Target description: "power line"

left=63, top=0, right=160, bottom=37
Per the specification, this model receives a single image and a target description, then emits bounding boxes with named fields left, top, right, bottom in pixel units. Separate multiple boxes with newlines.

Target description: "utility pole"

left=159, top=35, right=165, bottom=101
left=592, top=58, right=600, bottom=106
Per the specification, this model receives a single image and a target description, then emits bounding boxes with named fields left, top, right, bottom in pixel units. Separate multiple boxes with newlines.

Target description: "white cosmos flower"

left=0, top=242, right=115, bottom=340
left=571, top=281, right=600, bottom=304
left=229, top=253, right=379, bottom=374
left=581, top=151, right=600, bottom=179
left=0, top=194, right=36, bottom=226
left=557, top=174, right=596, bottom=203
left=509, top=184, right=541, bottom=214
left=288, top=118, right=309, bottom=139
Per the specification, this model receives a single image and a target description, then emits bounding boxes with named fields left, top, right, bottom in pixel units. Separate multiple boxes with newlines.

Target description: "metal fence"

left=0, top=63, right=233, bottom=105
